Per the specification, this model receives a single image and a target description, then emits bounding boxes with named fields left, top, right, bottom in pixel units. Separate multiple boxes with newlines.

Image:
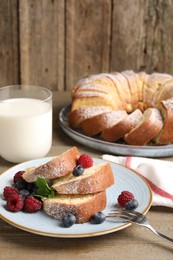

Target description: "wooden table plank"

left=19, top=0, right=65, bottom=90
left=111, top=0, right=173, bottom=74
left=0, top=0, right=19, bottom=86
left=65, top=0, right=111, bottom=89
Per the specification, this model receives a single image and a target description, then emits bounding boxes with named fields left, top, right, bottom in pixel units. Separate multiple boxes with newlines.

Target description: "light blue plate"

left=0, top=157, right=152, bottom=238
left=59, top=105, right=173, bottom=157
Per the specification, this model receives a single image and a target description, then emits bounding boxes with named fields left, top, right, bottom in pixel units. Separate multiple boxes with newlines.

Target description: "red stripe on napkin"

left=125, top=156, right=173, bottom=202
left=125, top=156, right=132, bottom=168
left=141, top=175, right=173, bottom=202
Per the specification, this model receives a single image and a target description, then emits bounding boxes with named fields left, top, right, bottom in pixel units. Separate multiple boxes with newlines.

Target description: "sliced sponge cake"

left=52, top=162, right=114, bottom=194
left=23, top=147, right=80, bottom=183
left=43, top=191, right=106, bottom=224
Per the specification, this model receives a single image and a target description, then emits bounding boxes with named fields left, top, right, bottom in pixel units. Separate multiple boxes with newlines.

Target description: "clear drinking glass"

left=0, top=85, right=52, bottom=163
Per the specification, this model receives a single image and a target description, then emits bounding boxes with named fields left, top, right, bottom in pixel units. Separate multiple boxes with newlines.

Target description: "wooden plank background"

left=0, top=0, right=173, bottom=91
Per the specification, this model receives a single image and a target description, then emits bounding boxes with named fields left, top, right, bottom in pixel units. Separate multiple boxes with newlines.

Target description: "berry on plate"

left=117, top=191, right=134, bottom=207
left=13, top=171, right=25, bottom=184
left=14, top=180, right=27, bottom=191
left=62, top=213, right=76, bottom=227
left=90, top=212, right=106, bottom=224
left=6, top=194, right=24, bottom=212
left=23, top=196, right=42, bottom=213
left=3, top=186, right=19, bottom=200
left=19, top=189, right=30, bottom=199
left=125, top=199, right=139, bottom=210
left=72, top=165, right=84, bottom=176
left=77, top=154, right=93, bottom=168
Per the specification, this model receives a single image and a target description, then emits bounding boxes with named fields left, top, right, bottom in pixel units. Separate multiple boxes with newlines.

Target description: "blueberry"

left=62, top=213, right=76, bottom=227
left=125, top=199, right=139, bottom=210
left=90, top=212, right=106, bottom=224
left=72, top=165, right=84, bottom=177
left=19, top=189, right=30, bottom=199
left=14, top=180, right=27, bottom=190
left=26, top=182, right=37, bottom=193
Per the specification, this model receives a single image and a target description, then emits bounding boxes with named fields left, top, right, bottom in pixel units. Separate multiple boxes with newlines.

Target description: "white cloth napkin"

left=102, top=155, right=173, bottom=208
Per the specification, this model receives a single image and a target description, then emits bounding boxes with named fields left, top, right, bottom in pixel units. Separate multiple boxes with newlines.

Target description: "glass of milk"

left=0, top=85, right=52, bottom=163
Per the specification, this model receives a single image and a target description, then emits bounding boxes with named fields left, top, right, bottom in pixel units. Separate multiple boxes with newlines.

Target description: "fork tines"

left=107, top=209, right=143, bottom=222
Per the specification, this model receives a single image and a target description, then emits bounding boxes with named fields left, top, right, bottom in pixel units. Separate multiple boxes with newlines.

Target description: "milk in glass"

left=0, top=98, right=52, bottom=163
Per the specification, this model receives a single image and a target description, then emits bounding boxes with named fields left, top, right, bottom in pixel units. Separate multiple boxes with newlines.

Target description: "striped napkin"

left=102, top=155, right=173, bottom=208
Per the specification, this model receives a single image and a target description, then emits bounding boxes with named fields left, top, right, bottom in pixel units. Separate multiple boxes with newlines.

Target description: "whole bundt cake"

left=68, top=70, right=173, bottom=146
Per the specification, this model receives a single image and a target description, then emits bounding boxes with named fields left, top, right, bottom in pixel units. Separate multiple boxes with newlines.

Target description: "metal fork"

left=107, top=209, right=173, bottom=243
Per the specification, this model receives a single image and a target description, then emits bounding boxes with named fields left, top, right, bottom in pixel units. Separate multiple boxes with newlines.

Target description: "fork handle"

left=147, top=225, right=173, bottom=243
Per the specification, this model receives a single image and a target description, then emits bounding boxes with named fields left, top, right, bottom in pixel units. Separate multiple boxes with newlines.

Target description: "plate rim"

left=59, top=105, right=173, bottom=157
left=0, top=157, right=152, bottom=238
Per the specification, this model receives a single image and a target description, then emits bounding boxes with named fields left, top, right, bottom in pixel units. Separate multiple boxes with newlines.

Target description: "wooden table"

left=0, top=91, right=172, bottom=260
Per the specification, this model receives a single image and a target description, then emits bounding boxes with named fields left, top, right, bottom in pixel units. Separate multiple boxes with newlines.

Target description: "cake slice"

left=68, top=106, right=112, bottom=128
left=43, top=191, right=106, bottom=224
left=124, top=108, right=163, bottom=146
left=23, top=147, right=80, bottom=183
left=52, top=162, right=114, bottom=194
left=81, top=110, right=127, bottom=137
left=154, top=99, right=173, bottom=144
left=101, top=109, right=143, bottom=142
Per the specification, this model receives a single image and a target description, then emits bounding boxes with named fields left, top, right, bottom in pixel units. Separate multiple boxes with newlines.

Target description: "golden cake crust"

left=23, top=147, right=80, bottom=182
left=101, top=109, right=143, bottom=142
left=43, top=191, right=107, bottom=224
left=154, top=99, right=173, bottom=144
left=81, top=110, right=127, bottom=137
left=124, top=108, right=163, bottom=145
left=69, top=71, right=173, bottom=146
left=52, top=162, right=114, bottom=194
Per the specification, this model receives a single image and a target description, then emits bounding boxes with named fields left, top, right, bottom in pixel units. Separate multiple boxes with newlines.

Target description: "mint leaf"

left=35, top=177, right=55, bottom=198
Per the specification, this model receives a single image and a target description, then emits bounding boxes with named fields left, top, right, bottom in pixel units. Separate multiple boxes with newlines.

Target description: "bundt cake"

left=68, top=71, right=173, bottom=146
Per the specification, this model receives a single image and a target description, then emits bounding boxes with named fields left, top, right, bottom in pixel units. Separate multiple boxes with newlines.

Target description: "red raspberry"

left=13, top=171, right=25, bottom=184
left=6, top=194, right=24, bottom=212
left=3, top=186, right=19, bottom=200
left=77, top=154, right=93, bottom=168
left=117, top=191, right=134, bottom=207
left=23, top=196, right=42, bottom=213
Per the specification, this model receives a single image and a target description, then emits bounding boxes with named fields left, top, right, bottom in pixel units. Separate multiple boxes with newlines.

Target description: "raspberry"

left=13, top=171, right=25, bottom=184
left=6, top=194, right=24, bottom=212
left=3, top=186, right=19, bottom=200
left=77, top=154, right=93, bottom=168
left=117, top=191, right=134, bottom=207
left=23, top=196, right=42, bottom=213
